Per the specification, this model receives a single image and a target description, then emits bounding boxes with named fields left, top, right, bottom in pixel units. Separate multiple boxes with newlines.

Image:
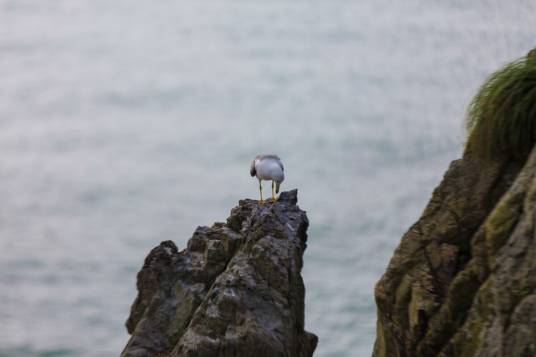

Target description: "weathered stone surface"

left=373, top=148, right=536, bottom=357
left=122, top=190, right=317, bottom=357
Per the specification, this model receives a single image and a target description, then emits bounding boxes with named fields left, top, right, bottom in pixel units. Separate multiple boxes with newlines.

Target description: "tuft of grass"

left=465, top=52, right=536, bottom=160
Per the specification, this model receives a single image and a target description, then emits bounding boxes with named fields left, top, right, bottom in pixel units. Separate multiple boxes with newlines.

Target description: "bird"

left=250, top=154, right=284, bottom=204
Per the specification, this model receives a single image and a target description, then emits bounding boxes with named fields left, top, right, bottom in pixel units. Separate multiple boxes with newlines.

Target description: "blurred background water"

left=1, top=1, right=535, bottom=356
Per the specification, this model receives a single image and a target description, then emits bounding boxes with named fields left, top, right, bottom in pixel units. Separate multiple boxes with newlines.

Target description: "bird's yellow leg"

left=259, top=181, right=264, bottom=204
left=271, top=181, right=276, bottom=203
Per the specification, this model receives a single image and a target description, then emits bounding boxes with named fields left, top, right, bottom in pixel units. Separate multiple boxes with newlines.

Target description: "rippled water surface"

left=1, top=1, right=535, bottom=356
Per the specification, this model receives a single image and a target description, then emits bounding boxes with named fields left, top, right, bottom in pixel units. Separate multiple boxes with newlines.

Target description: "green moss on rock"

left=484, top=197, right=520, bottom=266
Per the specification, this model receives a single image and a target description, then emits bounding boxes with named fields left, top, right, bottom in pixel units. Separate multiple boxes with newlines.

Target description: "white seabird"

left=250, top=154, right=285, bottom=204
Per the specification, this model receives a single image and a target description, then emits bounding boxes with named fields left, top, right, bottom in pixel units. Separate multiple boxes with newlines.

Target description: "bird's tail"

left=275, top=181, right=281, bottom=194
left=250, top=160, right=256, bottom=177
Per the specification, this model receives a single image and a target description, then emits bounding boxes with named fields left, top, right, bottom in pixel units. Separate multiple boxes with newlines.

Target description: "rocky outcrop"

left=122, top=190, right=317, bottom=357
left=373, top=148, right=536, bottom=356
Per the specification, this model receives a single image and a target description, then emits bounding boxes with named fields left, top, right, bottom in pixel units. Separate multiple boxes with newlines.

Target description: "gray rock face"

left=373, top=148, right=536, bottom=357
left=122, top=190, right=317, bottom=357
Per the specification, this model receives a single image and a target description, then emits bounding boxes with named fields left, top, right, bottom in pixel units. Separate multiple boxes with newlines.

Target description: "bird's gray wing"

left=277, top=159, right=284, bottom=172
left=261, top=155, right=284, bottom=171
left=250, top=159, right=257, bottom=177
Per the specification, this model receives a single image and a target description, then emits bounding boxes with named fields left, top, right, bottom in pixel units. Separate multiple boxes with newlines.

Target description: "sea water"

left=1, top=1, right=535, bottom=356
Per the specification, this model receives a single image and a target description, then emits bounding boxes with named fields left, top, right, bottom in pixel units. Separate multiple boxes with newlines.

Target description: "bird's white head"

left=273, top=169, right=284, bottom=193
left=275, top=179, right=283, bottom=193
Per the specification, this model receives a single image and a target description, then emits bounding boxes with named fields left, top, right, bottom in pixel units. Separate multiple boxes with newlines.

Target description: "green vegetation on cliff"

left=466, top=51, right=536, bottom=159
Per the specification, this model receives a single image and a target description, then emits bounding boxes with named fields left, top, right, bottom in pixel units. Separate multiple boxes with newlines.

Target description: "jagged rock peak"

left=122, top=189, right=317, bottom=357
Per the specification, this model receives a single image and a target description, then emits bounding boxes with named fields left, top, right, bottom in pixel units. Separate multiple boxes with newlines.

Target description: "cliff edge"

left=373, top=148, right=536, bottom=356
left=121, top=189, right=317, bottom=357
